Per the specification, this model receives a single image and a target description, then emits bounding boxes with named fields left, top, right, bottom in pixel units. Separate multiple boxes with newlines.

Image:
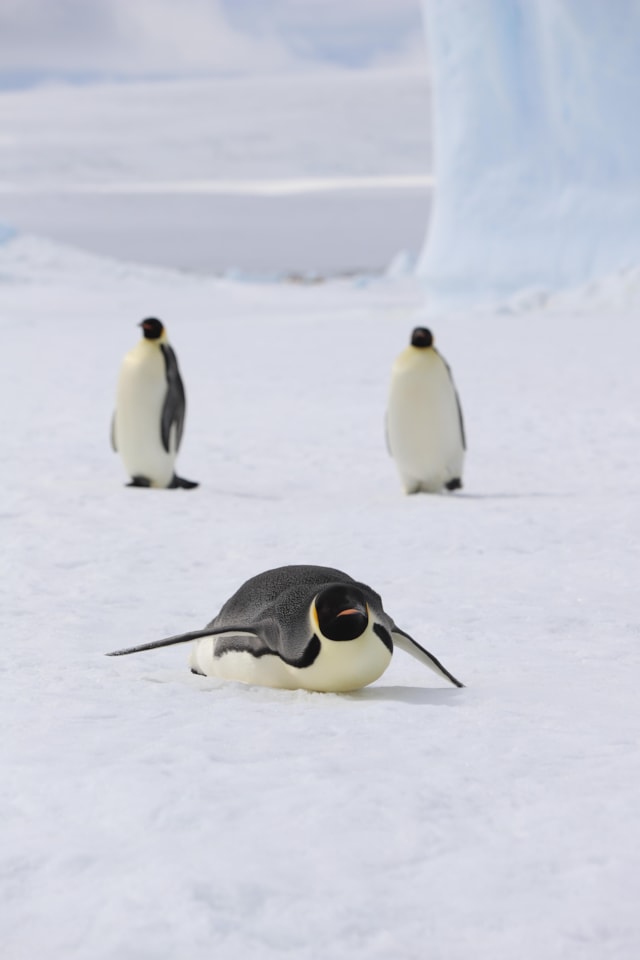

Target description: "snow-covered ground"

left=2, top=230, right=640, bottom=959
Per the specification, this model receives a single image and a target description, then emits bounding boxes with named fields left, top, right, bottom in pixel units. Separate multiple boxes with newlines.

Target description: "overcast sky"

left=0, top=0, right=427, bottom=88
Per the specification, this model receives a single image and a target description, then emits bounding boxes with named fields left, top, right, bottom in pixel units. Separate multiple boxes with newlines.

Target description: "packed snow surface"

left=2, top=234, right=640, bottom=959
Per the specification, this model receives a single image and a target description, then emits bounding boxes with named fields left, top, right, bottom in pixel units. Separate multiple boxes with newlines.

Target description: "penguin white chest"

left=114, top=343, right=175, bottom=487
left=297, top=634, right=391, bottom=692
left=188, top=621, right=392, bottom=693
left=387, top=349, right=464, bottom=493
left=294, top=617, right=392, bottom=693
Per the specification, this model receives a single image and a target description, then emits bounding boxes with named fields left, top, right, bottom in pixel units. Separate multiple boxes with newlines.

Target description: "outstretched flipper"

left=106, top=615, right=318, bottom=670
left=160, top=344, right=186, bottom=454
left=391, top=626, right=464, bottom=687
left=106, top=624, right=269, bottom=658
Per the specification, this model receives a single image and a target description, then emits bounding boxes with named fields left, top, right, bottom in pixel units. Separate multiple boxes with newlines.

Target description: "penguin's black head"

left=139, top=318, right=164, bottom=340
left=314, top=585, right=369, bottom=642
left=410, top=327, right=434, bottom=349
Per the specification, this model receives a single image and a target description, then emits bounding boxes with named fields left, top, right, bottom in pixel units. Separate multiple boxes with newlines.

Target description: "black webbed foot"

left=169, top=475, right=199, bottom=489
left=127, top=475, right=152, bottom=487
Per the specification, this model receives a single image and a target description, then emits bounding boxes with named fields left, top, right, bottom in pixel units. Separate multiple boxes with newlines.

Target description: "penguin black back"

left=214, top=565, right=363, bottom=628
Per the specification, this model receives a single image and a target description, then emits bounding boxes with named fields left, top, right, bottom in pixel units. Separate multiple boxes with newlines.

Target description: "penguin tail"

left=169, top=475, right=199, bottom=489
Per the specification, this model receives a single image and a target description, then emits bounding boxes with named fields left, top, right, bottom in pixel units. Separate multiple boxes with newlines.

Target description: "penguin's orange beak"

left=336, top=608, right=361, bottom=618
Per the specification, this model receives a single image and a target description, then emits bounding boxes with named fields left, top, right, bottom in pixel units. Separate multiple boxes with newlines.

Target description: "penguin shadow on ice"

left=386, top=327, right=466, bottom=495
left=111, top=317, right=198, bottom=489
left=107, top=565, right=464, bottom=694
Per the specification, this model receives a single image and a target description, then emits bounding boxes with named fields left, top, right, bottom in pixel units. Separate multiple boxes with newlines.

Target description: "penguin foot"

left=445, top=478, right=463, bottom=491
left=190, top=667, right=205, bottom=676
left=127, top=475, right=152, bottom=487
left=169, top=475, right=199, bottom=490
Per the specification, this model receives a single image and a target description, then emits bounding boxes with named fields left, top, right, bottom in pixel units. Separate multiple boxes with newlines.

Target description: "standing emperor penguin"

left=111, top=318, right=198, bottom=489
left=386, top=327, right=465, bottom=494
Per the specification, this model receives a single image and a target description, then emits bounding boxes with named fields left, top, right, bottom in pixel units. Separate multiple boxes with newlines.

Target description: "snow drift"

left=418, top=0, right=640, bottom=302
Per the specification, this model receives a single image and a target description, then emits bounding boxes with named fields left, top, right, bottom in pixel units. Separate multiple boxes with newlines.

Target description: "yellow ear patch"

left=311, top=603, right=320, bottom=631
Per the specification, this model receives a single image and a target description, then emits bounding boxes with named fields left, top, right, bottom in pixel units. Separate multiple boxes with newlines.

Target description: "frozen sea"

left=2, top=67, right=640, bottom=960
left=0, top=69, right=432, bottom=276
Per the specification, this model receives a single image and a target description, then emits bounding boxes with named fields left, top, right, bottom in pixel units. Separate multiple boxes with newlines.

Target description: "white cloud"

left=0, top=0, right=425, bottom=81
left=0, top=0, right=298, bottom=77
left=223, top=0, right=425, bottom=68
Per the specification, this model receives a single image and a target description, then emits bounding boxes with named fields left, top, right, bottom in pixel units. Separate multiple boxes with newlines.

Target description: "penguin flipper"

left=210, top=619, right=282, bottom=660
left=160, top=344, right=186, bottom=454
left=384, top=413, right=391, bottom=456
left=110, top=413, right=117, bottom=452
left=455, top=390, right=466, bottom=451
left=391, top=627, right=464, bottom=688
left=439, top=352, right=466, bottom=451
left=106, top=624, right=267, bottom=658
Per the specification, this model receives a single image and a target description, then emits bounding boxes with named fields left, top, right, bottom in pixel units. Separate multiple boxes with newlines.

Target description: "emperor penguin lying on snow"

left=107, top=564, right=464, bottom=693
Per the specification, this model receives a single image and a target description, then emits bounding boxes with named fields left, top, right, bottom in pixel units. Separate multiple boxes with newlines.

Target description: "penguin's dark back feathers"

left=209, top=565, right=385, bottom=633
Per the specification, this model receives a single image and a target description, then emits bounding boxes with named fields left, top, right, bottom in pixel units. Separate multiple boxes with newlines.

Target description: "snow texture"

left=2, top=231, right=640, bottom=959
left=418, top=0, right=640, bottom=302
